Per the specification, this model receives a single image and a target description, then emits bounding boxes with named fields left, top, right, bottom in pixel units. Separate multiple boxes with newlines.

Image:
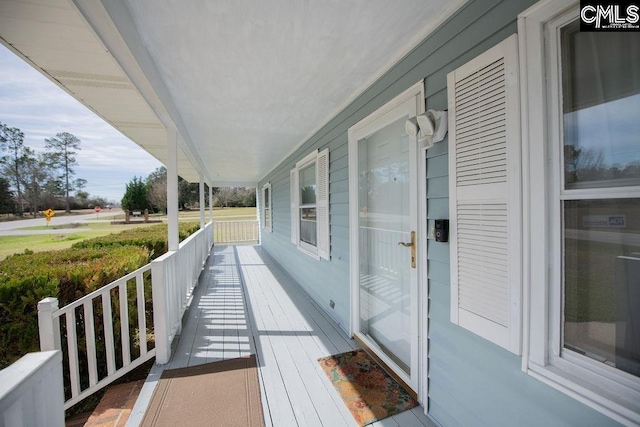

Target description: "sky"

left=0, top=44, right=163, bottom=203
left=565, top=93, right=640, bottom=169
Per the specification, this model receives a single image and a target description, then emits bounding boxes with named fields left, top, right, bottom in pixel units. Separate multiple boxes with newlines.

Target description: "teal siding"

left=258, top=0, right=621, bottom=425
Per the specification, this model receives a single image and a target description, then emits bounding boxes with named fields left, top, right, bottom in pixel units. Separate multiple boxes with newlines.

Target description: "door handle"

left=397, top=231, right=416, bottom=269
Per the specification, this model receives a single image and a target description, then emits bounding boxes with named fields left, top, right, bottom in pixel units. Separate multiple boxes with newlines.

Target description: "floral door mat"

left=318, top=349, right=418, bottom=426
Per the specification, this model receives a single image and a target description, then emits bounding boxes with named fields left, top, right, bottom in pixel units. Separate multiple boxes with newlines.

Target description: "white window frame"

left=290, top=149, right=330, bottom=260
left=297, top=152, right=318, bottom=256
left=262, top=182, right=272, bottom=233
left=520, top=1, right=640, bottom=424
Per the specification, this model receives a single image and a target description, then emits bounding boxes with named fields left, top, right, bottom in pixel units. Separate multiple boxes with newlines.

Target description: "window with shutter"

left=447, top=34, right=522, bottom=354
left=290, top=149, right=330, bottom=260
left=262, top=182, right=272, bottom=232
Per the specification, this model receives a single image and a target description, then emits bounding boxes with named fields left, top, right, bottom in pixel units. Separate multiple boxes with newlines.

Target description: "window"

left=290, top=149, right=330, bottom=260
left=262, top=182, right=271, bottom=232
left=560, top=20, right=640, bottom=377
left=521, top=0, right=640, bottom=423
left=299, top=162, right=317, bottom=246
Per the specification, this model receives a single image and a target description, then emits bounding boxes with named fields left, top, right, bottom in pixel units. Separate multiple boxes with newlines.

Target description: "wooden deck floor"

left=128, top=245, right=434, bottom=427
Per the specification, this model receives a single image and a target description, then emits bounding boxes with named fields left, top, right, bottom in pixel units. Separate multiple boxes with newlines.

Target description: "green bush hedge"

left=0, top=222, right=201, bottom=369
left=72, top=222, right=201, bottom=259
left=0, top=246, right=150, bottom=368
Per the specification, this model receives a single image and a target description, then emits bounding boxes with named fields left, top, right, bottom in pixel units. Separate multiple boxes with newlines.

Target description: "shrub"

left=0, top=222, right=202, bottom=369
left=72, top=223, right=200, bottom=259
left=0, top=246, right=150, bottom=368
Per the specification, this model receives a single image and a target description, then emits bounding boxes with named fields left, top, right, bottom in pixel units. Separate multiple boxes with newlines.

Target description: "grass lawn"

left=0, top=208, right=257, bottom=260
left=213, top=206, right=257, bottom=221
left=0, top=222, right=159, bottom=261
left=176, top=206, right=257, bottom=221
left=105, top=207, right=257, bottom=222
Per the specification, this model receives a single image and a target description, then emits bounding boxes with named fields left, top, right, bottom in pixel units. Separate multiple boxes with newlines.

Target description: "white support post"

left=209, top=185, right=213, bottom=223
left=167, top=128, right=179, bottom=252
left=199, top=173, right=205, bottom=229
left=37, top=298, right=60, bottom=351
left=151, top=259, right=171, bottom=364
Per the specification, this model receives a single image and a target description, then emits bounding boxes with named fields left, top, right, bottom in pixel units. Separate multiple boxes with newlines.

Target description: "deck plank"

left=233, top=247, right=298, bottom=427
left=241, top=258, right=325, bottom=426
left=129, top=245, right=435, bottom=427
left=238, top=248, right=352, bottom=427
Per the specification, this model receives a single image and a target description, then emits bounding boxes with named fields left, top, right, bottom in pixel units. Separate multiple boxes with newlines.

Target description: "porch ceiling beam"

left=71, top=0, right=212, bottom=183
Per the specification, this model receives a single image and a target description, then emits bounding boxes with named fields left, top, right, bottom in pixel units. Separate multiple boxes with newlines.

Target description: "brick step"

left=66, top=380, right=144, bottom=427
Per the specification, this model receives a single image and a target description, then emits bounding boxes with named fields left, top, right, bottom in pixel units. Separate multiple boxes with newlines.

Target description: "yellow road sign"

left=44, top=209, right=55, bottom=217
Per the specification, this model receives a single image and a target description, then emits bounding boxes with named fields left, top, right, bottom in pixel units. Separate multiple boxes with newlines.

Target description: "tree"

left=87, top=195, right=108, bottom=209
left=74, top=178, right=87, bottom=193
left=121, top=176, right=149, bottom=211
left=45, top=132, right=81, bottom=213
left=0, top=177, right=14, bottom=214
left=20, top=149, right=55, bottom=216
left=145, top=166, right=219, bottom=211
left=147, top=179, right=167, bottom=213
left=0, top=123, right=27, bottom=216
left=73, top=178, right=89, bottom=207
left=146, top=166, right=167, bottom=212
left=146, top=166, right=167, bottom=185
left=213, top=187, right=256, bottom=207
left=215, top=187, right=235, bottom=208
left=178, top=179, right=199, bottom=209
left=236, top=187, right=256, bottom=207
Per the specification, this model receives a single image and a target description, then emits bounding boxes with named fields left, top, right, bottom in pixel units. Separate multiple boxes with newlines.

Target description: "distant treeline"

left=121, top=166, right=256, bottom=213
left=0, top=121, right=109, bottom=216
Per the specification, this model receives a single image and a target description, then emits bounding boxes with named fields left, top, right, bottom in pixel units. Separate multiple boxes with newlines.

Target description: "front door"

left=348, top=82, right=423, bottom=393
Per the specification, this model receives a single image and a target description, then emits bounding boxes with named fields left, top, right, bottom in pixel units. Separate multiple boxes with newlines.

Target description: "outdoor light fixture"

left=405, top=109, right=448, bottom=149
left=405, top=117, right=419, bottom=137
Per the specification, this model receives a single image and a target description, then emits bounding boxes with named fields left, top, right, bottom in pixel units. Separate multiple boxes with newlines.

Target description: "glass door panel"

left=357, top=116, right=412, bottom=374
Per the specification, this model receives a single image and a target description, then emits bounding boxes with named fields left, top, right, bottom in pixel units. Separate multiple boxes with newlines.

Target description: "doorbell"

left=434, top=220, right=449, bottom=243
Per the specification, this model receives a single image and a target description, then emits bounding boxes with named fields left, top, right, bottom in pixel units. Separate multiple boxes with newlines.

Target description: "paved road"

left=0, top=209, right=124, bottom=236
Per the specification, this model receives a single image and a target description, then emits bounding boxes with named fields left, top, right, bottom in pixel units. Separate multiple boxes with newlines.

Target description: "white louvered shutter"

left=447, top=34, right=521, bottom=354
left=316, top=148, right=330, bottom=260
left=290, top=169, right=298, bottom=244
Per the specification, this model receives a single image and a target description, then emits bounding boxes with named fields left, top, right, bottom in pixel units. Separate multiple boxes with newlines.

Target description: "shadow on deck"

left=128, top=245, right=433, bottom=427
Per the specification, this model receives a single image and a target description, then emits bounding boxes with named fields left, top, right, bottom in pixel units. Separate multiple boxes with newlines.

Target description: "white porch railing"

left=152, top=221, right=213, bottom=363
left=214, top=220, right=258, bottom=244
left=0, top=351, right=64, bottom=426
left=38, top=263, right=155, bottom=410
left=34, top=221, right=214, bottom=411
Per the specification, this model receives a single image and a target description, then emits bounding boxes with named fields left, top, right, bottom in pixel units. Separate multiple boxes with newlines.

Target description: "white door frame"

left=348, top=80, right=426, bottom=399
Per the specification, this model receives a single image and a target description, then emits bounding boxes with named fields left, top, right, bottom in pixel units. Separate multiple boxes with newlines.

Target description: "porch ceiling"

left=0, top=0, right=464, bottom=186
